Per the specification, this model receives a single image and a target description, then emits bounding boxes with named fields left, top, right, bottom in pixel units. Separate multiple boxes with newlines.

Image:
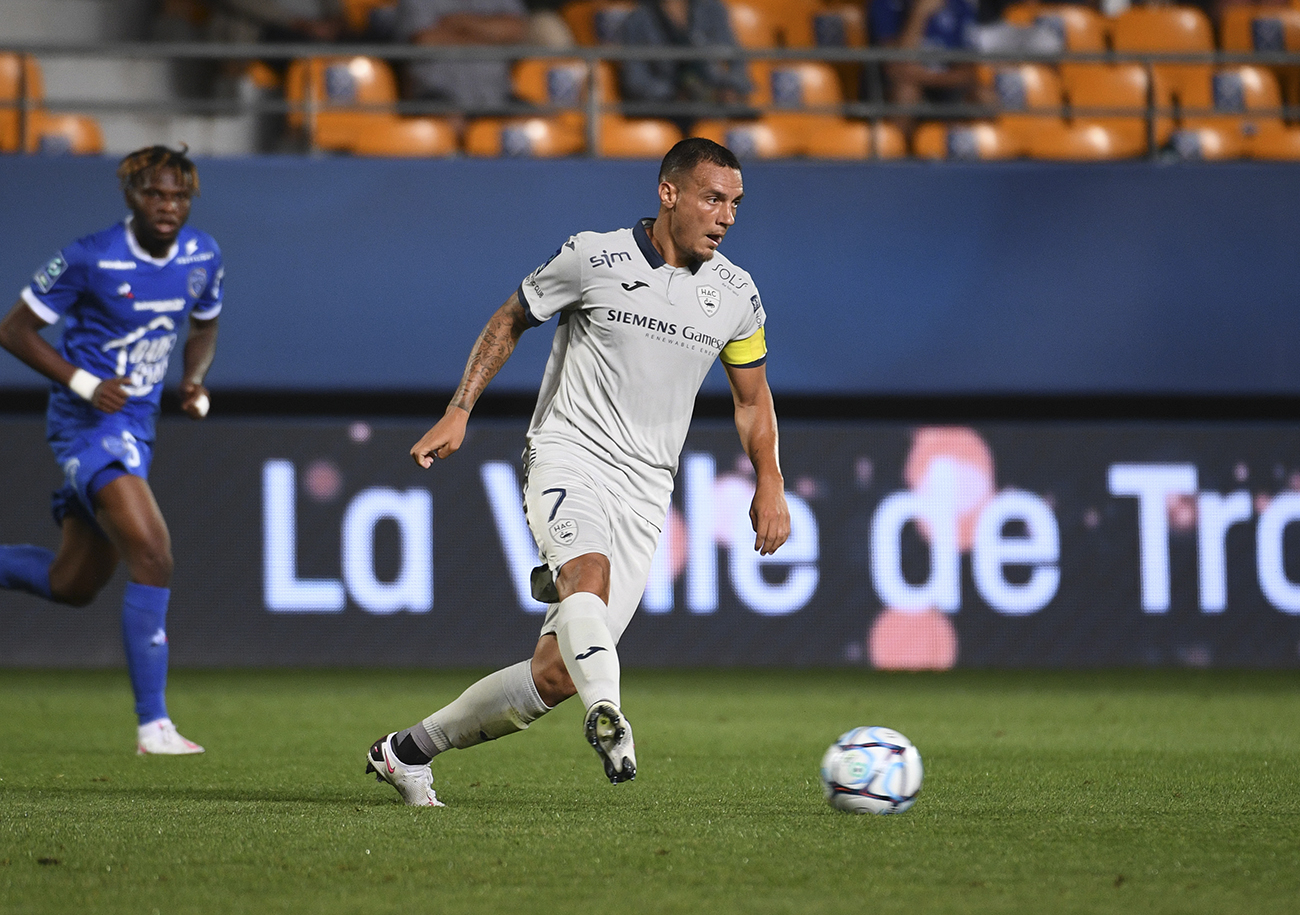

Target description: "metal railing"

left=4, top=41, right=1300, bottom=158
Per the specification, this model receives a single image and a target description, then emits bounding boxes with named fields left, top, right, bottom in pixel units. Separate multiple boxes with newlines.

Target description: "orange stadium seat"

left=723, top=0, right=779, bottom=48
left=351, top=116, right=457, bottom=157
left=1110, top=5, right=1215, bottom=120
left=1026, top=121, right=1144, bottom=159
left=464, top=115, right=585, bottom=156
left=912, top=121, right=1019, bottom=160
left=813, top=2, right=867, bottom=101
left=701, top=60, right=873, bottom=158
left=1, top=53, right=103, bottom=155
left=286, top=56, right=457, bottom=155
left=597, top=116, right=682, bottom=157
left=560, top=0, right=635, bottom=45
left=981, top=62, right=1065, bottom=153
left=1174, top=65, right=1300, bottom=160
left=341, top=0, right=396, bottom=35
left=691, top=117, right=792, bottom=157
left=741, top=0, right=819, bottom=47
left=1056, top=62, right=1160, bottom=155
left=1220, top=5, right=1300, bottom=110
left=471, top=58, right=679, bottom=157
left=1003, top=3, right=1108, bottom=53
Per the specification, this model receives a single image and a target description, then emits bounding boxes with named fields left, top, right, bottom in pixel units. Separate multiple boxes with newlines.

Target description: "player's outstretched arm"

left=411, top=293, right=532, bottom=468
left=180, top=315, right=218, bottom=419
left=725, top=361, right=791, bottom=556
left=0, top=298, right=128, bottom=413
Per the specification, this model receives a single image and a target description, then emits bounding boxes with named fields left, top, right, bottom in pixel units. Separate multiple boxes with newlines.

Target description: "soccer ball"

left=820, top=726, right=923, bottom=815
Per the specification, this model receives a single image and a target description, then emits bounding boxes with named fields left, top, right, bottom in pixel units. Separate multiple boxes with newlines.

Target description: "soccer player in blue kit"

left=0, top=146, right=221, bottom=755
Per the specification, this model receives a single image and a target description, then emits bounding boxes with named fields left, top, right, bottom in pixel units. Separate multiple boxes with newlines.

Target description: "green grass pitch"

left=2, top=668, right=1298, bottom=914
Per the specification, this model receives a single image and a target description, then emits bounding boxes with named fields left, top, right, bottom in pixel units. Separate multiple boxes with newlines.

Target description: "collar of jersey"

left=634, top=217, right=704, bottom=274
left=123, top=216, right=180, bottom=266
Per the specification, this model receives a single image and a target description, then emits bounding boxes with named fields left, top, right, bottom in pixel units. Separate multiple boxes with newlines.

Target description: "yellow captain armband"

left=720, top=326, right=766, bottom=367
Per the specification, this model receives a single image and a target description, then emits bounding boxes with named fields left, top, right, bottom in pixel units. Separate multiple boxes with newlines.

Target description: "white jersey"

left=518, top=218, right=767, bottom=527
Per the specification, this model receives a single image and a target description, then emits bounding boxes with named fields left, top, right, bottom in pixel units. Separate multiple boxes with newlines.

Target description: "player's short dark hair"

left=117, top=145, right=200, bottom=195
left=658, top=138, right=742, bottom=185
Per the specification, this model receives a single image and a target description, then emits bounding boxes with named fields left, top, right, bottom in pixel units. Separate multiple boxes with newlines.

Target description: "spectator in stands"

left=396, top=0, right=529, bottom=115
left=618, top=0, right=752, bottom=134
left=868, top=0, right=996, bottom=135
left=205, top=0, right=348, bottom=43
left=525, top=0, right=577, bottom=47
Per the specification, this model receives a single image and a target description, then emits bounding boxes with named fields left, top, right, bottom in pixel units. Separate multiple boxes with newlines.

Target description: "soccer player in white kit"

left=365, top=138, right=790, bottom=805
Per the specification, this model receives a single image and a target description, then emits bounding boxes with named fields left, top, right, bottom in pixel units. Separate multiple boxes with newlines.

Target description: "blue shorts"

left=48, top=415, right=154, bottom=532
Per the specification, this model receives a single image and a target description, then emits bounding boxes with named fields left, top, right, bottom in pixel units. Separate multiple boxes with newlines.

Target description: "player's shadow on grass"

left=3, top=784, right=368, bottom=805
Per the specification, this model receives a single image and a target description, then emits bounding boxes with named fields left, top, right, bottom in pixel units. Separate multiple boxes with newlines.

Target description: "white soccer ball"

left=820, top=726, right=923, bottom=815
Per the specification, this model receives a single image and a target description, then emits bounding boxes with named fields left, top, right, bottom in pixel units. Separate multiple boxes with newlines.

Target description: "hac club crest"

left=696, top=285, right=720, bottom=317
left=549, top=518, right=578, bottom=546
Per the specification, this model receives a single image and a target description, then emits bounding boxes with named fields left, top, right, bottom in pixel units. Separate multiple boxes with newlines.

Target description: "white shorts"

left=523, top=454, right=661, bottom=644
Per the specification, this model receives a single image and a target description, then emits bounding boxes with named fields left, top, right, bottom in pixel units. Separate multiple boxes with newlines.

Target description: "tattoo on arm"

left=451, top=299, right=529, bottom=413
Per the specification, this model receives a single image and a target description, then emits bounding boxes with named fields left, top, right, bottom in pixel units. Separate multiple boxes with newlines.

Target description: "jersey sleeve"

left=20, top=243, right=87, bottom=325
left=720, top=286, right=767, bottom=368
left=191, top=240, right=224, bottom=320
left=517, top=235, right=584, bottom=326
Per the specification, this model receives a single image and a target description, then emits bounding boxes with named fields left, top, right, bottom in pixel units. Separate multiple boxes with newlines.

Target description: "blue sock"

left=121, top=582, right=170, bottom=725
left=0, top=545, right=54, bottom=599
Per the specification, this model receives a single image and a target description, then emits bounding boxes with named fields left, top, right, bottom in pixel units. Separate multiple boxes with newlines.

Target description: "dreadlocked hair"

left=116, top=145, right=200, bottom=195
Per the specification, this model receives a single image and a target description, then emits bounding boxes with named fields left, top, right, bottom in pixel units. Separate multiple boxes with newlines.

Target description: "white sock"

left=418, top=660, right=551, bottom=756
left=554, top=591, right=621, bottom=711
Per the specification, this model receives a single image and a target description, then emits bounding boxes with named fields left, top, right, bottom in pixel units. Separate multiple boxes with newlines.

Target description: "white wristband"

left=68, top=368, right=103, bottom=402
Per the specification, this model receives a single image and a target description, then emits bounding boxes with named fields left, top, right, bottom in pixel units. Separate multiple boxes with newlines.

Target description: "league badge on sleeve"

left=187, top=268, right=208, bottom=298
left=696, top=285, right=720, bottom=318
left=33, top=254, right=68, bottom=293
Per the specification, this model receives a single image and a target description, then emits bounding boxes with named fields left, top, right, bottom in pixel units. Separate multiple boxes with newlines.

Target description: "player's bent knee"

left=532, top=639, right=577, bottom=705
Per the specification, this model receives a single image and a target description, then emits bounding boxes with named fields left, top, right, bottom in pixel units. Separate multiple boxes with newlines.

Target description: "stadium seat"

left=341, top=0, right=396, bottom=35
left=912, top=121, right=1019, bottom=160
left=597, top=116, right=682, bottom=157
left=981, top=62, right=1065, bottom=153
left=723, top=0, right=779, bottom=48
left=797, top=119, right=903, bottom=159
left=741, top=0, right=819, bottom=47
left=1057, top=62, right=1160, bottom=154
left=25, top=111, right=105, bottom=155
left=1025, top=121, right=1144, bottom=159
left=1219, top=6, right=1300, bottom=111
left=1177, top=65, right=1300, bottom=160
left=560, top=0, right=635, bottom=45
left=1003, top=3, right=1108, bottom=53
left=812, top=2, right=867, bottom=101
left=464, top=115, right=585, bottom=156
left=702, top=60, right=876, bottom=158
left=0, top=53, right=103, bottom=155
left=1110, top=5, right=1215, bottom=120
left=691, top=117, right=792, bottom=157
left=493, top=57, right=680, bottom=157
left=351, top=116, right=457, bottom=157
left=285, top=56, right=457, bottom=155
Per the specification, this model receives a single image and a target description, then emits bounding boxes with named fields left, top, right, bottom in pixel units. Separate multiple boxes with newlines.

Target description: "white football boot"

left=136, top=718, right=204, bottom=755
left=365, top=733, right=444, bottom=807
left=584, top=700, right=636, bottom=784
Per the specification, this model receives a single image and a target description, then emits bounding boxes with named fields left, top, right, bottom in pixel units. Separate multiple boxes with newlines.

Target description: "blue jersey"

left=21, top=218, right=224, bottom=445
left=869, top=0, right=976, bottom=50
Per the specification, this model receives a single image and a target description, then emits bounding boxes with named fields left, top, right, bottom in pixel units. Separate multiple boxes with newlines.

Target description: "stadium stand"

left=1220, top=4, right=1300, bottom=115
left=464, top=57, right=680, bottom=157
left=285, top=56, right=457, bottom=155
left=0, top=52, right=104, bottom=155
left=912, top=120, right=1018, bottom=159
left=1172, top=64, right=1300, bottom=160
left=1110, top=4, right=1215, bottom=128
left=561, top=0, right=636, bottom=45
